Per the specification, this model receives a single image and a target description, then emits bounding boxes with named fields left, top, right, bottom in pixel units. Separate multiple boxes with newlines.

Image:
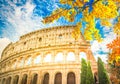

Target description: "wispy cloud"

left=91, top=27, right=116, bottom=63
left=0, top=0, right=61, bottom=41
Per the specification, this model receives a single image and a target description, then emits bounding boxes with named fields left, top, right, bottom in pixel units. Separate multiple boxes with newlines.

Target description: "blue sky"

left=0, top=0, right=117, bottom=62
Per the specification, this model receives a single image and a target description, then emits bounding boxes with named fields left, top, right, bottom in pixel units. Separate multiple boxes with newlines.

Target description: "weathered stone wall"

left=0, top=26, right=97, bottom=84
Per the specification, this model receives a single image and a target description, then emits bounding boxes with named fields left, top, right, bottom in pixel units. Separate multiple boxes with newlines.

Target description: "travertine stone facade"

left=0, top=26, right=97, bottom=84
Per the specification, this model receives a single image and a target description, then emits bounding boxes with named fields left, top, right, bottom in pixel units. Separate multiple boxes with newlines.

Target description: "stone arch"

left=55, top=52, right=63, bottom=62
left=79, top=52, right=87, bottom=61
left=21, top=74, right=28, bottom=84
left=2, top=78, right=6, bottom=84
left=44, top=53, right=52, bottom=62
left=34, top=54, right=41, bottom=64
left=67, top=52, right=75, bottom=61
left=6, top=76, right=12, bottom=84
left=67, top=72, right=76, bottom=84
left=12, top=59, right=17, bottom=69
left=18, top=57, right=24, bottom=67
left=25, top=56, right=32, bottom=66
left=13, top=75, right=19, bottom=84
left=31, top=73, right=38, bottom=84
left=54, top=72, right=62, bottom=84
left=42, top=73, right=49, bottom=84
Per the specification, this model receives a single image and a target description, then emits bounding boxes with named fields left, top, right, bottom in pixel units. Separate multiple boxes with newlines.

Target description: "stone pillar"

left=51, top=51, right=55, bottom=63
left=76, top=70, right=80, bottom=84
left=75, top=50, right=80, bottom=63
left=27, top=75, right=32, bottom=84
left=10, top=76, right=13, bottom=84
left=18, top=75, right=22, bottom=84
left=41, top=53, right=44, bottom=65
left=31, top=56, right=34, bottom=66
left=62, top=71, right=67, bottom=84
left=63, top=51, right=67, bottom=63
left=49, top=71, right=54, bottom=84
left=38, top=71, right=42, bottom=84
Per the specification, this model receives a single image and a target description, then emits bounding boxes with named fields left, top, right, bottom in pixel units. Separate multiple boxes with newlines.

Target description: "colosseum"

left=0, top=26, right=97, bottom=84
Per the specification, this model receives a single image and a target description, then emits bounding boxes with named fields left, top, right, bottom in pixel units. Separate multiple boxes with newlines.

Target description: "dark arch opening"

left=0, top=79, right=1, bottom=84
left=21, top=74, right=28, bottom=84
left=6, top=77, right=11, bottom=84
left=31, top=73, right=38, bottom=84
left=67, top=72, right=76, bottom=84
left=2, top=78, right=6, bottom=84
left=54, top=72, right=62, bottom=84
left=43, top=73, right=49, bottom=84
left=13, top=75, right=19, bottom=84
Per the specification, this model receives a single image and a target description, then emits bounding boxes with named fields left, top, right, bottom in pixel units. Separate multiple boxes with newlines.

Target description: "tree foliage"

left=107, top=36, right=120, bottom=83
left=86, top=61, right=95, bottom=84
left=107, top=36, right=120, bottom=64
left=81, top=58, right=87, bottom=84
left=43, top=0, right=120, bottom=41
left=98, top=57, right=110, bottom=84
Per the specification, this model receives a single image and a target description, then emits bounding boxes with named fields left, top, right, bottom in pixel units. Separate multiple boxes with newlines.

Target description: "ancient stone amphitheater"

left=0, top=26, right=97, bottom=84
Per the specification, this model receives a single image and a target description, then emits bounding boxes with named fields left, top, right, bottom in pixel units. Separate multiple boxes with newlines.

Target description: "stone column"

left=38, top=71, right=42, bottom=84
left=62, top=71, right=67, bottom=84
left=63, top=51, right=67, bottom=63
left=49, top=71, right=54, bottom=84
left=27, top=75, right=32, bottom=84
left=41, top=53, right=44, bottom=65
left=75, top=50, right=80, bottom=63
left=51, top=51, right=55, bottom=63
left=76, top=70, right=80, bottom=84
left=31, top=56, right=34, bottom=66
left=18, top=75, right=22, bottom=84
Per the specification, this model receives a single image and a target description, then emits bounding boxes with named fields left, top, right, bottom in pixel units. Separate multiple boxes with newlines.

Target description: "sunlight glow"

left=55, top=53, right=63, bottom=62
left=34, top=55, right=41, bottom=64
left=44, top=54, right=51, bottom=62
left=79, top=52, right=87, bottom=61
left=19, top=59, right=24, bottom=67
left=26, top=57, right=32, bottom=65
left=12, top=61, right=17, bottom=69
left=67, top=52, right=75, bottom=61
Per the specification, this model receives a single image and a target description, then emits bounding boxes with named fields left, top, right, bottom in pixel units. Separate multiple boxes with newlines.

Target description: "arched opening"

left=19, top=58, right=24, bottom=67
left=54, top=72, right=62, bottom=84
left=79, top=52, right=87, bottom=61
left=13, top=75, right=19, bottom=84
left=2, top=78, right=6, bottom=84
left=21, top=74, right=28, bottom=84
left=67, top=52, right=75, bottom=61
left=43, top=73, right=49, bottom=84
left=67, top=72, right=76, bottom=84
left=55, top=53, right=63, bottom=62
left=6, top=77, right=11, bottom=84
left=0, top=79, right=1, bottom=84
left=31, top=74, right=38, bottom=84
left=44, top=54, right=51, bottom=62
left=26, top=57, right=32, bottom=65
left=12, top=60, right=17, bottom=69
left=34, top=55, right=41, bottom=64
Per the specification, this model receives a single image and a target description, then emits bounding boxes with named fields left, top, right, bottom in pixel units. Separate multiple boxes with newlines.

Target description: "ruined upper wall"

left=1, top=26, right=88, bottom=60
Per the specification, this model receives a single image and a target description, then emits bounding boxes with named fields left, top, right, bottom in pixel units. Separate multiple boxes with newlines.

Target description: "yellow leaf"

left=101, top=19, right=112, bottom=26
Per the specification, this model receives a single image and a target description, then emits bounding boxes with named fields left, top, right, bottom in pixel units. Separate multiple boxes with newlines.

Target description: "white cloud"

left=0, top=38, right=11, bottom=59
left=1, top=0, right=61, bottom=42
left=91, top=29, right=116, bottom=63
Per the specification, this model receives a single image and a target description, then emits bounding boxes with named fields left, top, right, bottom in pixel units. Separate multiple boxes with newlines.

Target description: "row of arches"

left=1, top=52, right=88, bottom=73
left=0, top=72, right=76, bottom=84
